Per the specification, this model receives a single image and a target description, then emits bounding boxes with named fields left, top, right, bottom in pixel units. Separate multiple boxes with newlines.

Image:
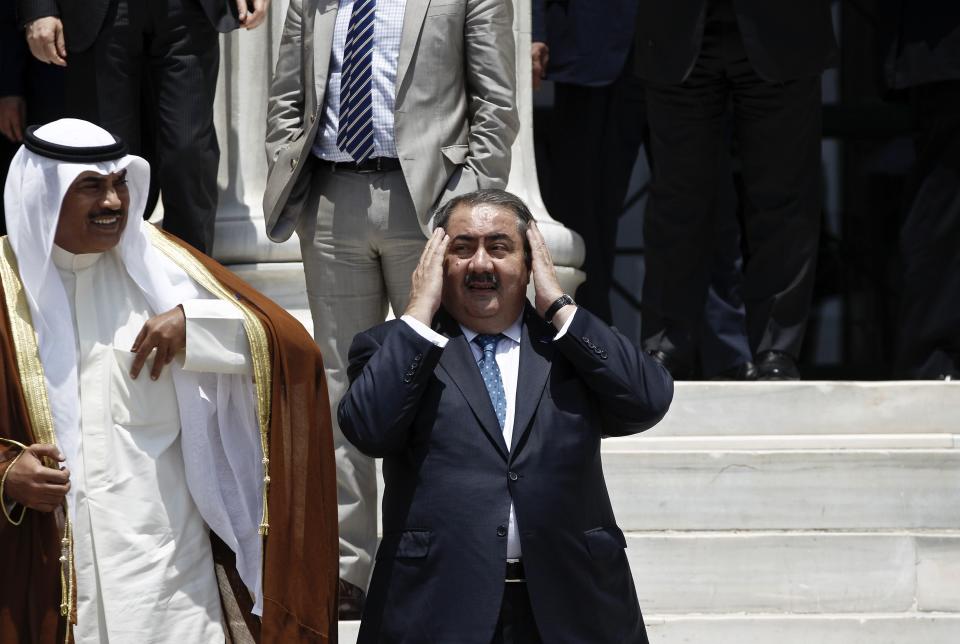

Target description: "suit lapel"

left=434, top=313, right=510, bottom=460
left=396, top=0, right=431, bottom=95
left=509, top=309, right=552, bottom=457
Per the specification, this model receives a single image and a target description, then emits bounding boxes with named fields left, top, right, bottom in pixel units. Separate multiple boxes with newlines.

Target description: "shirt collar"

left=459, top=314, right=523, bottom=346
left=51, top=243, right=104, bottom=271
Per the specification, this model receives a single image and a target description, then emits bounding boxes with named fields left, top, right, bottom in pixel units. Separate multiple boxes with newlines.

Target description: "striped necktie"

left=337, top=0, right=376, bottom=162
left=474, top=334, right=507, bottom=430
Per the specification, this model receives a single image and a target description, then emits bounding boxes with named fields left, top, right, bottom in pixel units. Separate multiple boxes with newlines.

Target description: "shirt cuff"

left=401, top=315, right=449, bottom=347
left=181, top=299, right=252, bottom=375
left=552, top=308, right=577, bottom=340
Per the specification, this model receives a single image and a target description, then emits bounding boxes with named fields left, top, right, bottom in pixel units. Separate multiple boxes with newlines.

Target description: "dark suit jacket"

left=885, top=0, right=960, bottom=89
left=532, top=0, right=640, bottom=87
left=17, top=0, right=242, bottom=53
left=634, top=0, right=838, bottom=83
left=338, top=305, right=673, bottom=643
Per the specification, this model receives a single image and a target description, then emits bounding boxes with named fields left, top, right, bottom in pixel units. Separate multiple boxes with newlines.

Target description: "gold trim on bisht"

left=0, top=237, right=76, bottom=642
left=145, top=225, right=273, bottom=534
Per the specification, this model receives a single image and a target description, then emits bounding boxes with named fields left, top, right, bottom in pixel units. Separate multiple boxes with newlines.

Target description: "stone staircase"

left=339, top=382, right=960, bottom=642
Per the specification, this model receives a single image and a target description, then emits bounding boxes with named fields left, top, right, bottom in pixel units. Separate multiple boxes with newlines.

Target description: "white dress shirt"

left=52, top=245, right=251, bottom=643
left=401, top=310, right=577, bottom=560
left=313, top=0, right=408, bottom=161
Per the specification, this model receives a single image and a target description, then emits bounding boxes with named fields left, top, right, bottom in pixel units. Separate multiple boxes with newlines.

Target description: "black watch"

left=543, top=294, right=575, bottom=323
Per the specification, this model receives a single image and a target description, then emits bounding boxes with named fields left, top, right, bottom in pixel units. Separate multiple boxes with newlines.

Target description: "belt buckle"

left=354, top=157, right=381, bottom=174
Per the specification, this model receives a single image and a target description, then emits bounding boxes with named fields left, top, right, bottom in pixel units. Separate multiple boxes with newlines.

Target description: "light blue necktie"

left=474, top=334, right=507, bottom=429
left=337, top=0, right=376, bottom=162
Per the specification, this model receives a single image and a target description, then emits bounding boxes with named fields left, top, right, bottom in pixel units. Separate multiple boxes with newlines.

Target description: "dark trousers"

left=896, top=81, right=960, bottom=378
left=491, top=583, right=542, bottom=644
left=65, top=0, right=220, bottom=253
left=544, top=66, right=647, bottom=324
left=641, top=0, right=822, bottom=366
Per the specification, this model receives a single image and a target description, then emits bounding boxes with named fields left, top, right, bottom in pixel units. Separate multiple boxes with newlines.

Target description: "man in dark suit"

left=531, top=0, right=644, bottom=324
left=16, top=0, right=269, bottom=253
left=635, top=0, right=837, bottom=379
left=1, top=0, right=64, bottom=232
left=338, top=189, right=673, bottom=643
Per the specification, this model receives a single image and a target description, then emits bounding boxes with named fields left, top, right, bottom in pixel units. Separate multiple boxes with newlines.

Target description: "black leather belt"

left=505, top=559, right=526, bottom=583
left=318, top=157, right=402, bottom=173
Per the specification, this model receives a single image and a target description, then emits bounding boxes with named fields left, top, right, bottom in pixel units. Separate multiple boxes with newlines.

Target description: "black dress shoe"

left=709, top=361, right=757, bottom=381
left=754, top=350, right=800, bottom=380
left=646, top=349, right=694, bottom=379
left=338, top=579, right=366, bottom=620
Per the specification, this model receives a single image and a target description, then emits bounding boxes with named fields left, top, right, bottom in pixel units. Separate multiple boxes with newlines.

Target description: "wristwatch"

left=543, top=294, right=575, bottom=323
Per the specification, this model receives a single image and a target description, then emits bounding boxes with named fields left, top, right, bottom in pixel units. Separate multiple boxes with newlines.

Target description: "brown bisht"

left=0, top=229, right=338, bottom=643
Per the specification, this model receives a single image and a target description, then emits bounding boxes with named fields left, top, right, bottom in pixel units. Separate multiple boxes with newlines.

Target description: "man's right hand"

left=403, top=228, right=450, bottom=326
left=3, top=444, right=70, bottom=513
left=25, top=17, right=67, bottom=67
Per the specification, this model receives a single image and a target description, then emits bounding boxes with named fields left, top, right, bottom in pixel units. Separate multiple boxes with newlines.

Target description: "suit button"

left=290, top=157, right=298, bottom=170
left=508, top=471, right=518, bottom=481
left=413, top=353, right=422, bottom=363
left=496, top=525, right=507, bottom=537
left=582, top=336, right=590, bottom=343
left=600, top=352, right=608, bottom=360
left=402, top=376, right=412, bottom=383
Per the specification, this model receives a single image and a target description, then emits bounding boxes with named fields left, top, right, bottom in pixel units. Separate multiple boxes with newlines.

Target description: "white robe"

left=52, top=244, right=251, bottom=644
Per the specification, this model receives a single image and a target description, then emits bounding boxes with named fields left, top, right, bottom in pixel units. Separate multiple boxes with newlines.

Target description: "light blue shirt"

left=313, top=0, right=408, bottom=161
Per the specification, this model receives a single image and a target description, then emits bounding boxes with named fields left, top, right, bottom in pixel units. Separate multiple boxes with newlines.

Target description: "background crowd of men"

left=1, top=0, right=959, bottom=640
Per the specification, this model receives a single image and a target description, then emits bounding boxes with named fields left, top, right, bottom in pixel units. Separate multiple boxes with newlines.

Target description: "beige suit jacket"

left=263, top=0, right=519, bottom=241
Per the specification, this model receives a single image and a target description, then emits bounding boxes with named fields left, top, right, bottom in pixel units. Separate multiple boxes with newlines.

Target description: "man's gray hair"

left=432, top=189, right=534, bottom=267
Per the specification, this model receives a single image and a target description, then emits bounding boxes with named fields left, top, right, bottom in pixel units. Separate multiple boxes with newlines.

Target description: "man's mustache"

left=89, top=208, right=123, bottom=217
left=465, top=272, right=498, bottom=288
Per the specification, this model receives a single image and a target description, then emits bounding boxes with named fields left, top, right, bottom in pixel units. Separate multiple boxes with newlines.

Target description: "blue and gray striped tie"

left=338, top=0, right=376, bottom=162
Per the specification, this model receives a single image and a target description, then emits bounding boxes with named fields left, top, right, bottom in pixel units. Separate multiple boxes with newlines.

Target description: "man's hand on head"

left=403, top=228, right=450, bottom=326
left=236, top=0, right=270, bottom=30
left=527, top=222, right=573, bottom=327
left=25, top=17, right=67, bottom=67
left=3, top=444, right=69, bottom=513
left=0, top=97, right=26, bottom=143
left=130, top=305, right=187, bottom=381
left=531, top=42, right=549, bottom=91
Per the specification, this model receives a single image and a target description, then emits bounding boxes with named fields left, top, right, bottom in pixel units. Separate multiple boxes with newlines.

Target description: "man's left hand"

left=130, top=305, right=186, bottom=380
left=526, top=222, right=572, bottom=326
left=237, top=0, right=270, bottom=30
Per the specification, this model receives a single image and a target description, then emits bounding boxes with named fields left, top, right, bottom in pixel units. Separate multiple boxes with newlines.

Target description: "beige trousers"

left=297, top=164, right=426, bottom=589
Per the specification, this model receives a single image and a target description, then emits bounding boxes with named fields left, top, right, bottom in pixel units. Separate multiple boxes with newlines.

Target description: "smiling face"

left=440, top=203, right=530, bottom=334
left=54, top=169, right=130, bottom=254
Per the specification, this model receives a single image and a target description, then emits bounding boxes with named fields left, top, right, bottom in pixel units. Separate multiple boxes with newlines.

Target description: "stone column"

left=210, top=0, right=583, bottom=327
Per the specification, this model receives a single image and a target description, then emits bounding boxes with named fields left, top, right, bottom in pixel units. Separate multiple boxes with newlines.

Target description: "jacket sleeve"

left=264, top=0, right=307, bottom=170
left=553, top=307, right=674, bottom=436
left=16, top=0, right=59, bottom=28
left=337, top=322, right=445, bottom=457
left=461, top=0, right=519, bottom=188
left=531, top=0, right=546, bottom=44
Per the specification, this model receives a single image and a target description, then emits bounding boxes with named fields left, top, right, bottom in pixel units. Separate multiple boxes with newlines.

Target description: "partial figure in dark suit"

left=531, top=0, right=645, bottom=324
left=339, top=189, right=673, bottom=643
left=635, top=0, right=837, bottom=380
left=887, top=2, right=960, bottom=379
left=0, top=0, right=64, bottom=232
left=16, top=0, right=270, bottom=253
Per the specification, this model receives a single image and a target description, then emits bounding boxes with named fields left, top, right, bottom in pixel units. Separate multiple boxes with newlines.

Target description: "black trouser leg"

left=641, top=32, right=728, bottom=366
left=546, top=68, right=646, bottom=323
left=730, top=65, right=821, bottom=359
left=147, top=0, right=220, bottom=253
left=896, top=81, right=960, bottom=378
left=491, top=583, right=542, bottom=644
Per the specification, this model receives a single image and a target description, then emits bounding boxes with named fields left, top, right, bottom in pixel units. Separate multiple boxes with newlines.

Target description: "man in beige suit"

left=263, top=0, right=518, bottom=618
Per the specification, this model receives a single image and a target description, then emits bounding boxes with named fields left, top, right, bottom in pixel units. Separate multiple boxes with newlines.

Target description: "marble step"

left=338, top=614, right=960, bottom=643
left=602, top=448, right=960, bottom=531
left=652, top=381, right=960, bottom=437
left=627, top=531, right=960, bottom=615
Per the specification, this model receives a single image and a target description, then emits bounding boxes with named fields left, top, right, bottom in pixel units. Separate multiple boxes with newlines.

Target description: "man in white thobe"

left=0, top=118, right=338, bottom=643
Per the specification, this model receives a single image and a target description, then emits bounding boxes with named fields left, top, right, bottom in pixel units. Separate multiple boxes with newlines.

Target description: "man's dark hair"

left=432, top=189, right=534, bottom=268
